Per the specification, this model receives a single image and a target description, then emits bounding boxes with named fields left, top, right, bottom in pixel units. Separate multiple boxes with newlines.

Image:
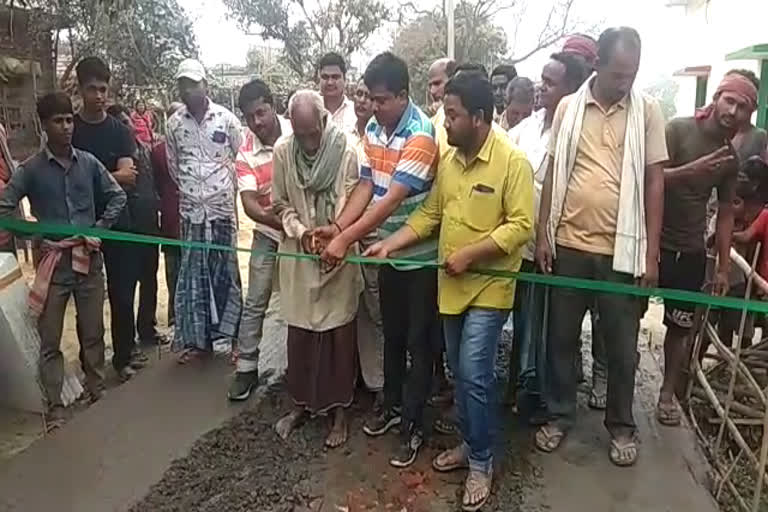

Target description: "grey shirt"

left=0, top=146, right=126, bottom=229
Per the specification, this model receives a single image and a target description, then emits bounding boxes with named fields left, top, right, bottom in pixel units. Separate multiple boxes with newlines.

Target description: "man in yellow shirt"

left=366, top=72, right=533, bottom=512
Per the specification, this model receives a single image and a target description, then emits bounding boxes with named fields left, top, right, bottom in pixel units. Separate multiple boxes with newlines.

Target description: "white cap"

left=175, top=58, right=206, bottom=82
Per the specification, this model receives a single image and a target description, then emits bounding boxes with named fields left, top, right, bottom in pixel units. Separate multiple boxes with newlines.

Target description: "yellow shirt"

left=407, top=127, right=534, bottom=314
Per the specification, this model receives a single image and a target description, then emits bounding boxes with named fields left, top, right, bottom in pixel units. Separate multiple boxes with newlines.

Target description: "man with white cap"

left=166, top=58, right=244, bottom=363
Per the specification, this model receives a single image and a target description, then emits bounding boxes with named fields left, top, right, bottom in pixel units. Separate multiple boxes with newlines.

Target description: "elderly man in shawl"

left=535, top=27, right=668, bottom=467
left=656, top=71, right=758, bottom=429
left=272, top=90, right=362, bottom=448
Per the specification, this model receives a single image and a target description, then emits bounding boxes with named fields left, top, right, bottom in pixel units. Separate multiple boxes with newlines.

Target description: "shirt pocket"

left=202, top=126, right=231, bottom=163
left=462, top=182, right=501, bottom=232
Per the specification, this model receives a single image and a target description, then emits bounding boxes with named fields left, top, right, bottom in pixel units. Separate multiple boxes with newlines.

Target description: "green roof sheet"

left=726, top=44, right=768, bottom=61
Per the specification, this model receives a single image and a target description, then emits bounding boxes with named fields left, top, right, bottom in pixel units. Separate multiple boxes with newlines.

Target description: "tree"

left=392, top=8, right=506, bottom=105
left=223, top=0, right=389, bottom=79
left=22, top=0, right=197, bottom=104
left=393, top=0, right=594, bottom=104
left=644, top=76, right=679, bottom=121
left=245, top=45, right=300, bottom=102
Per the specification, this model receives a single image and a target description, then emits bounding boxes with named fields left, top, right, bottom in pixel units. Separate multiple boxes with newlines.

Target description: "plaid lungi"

left=173, top=217, right=242, bottom=351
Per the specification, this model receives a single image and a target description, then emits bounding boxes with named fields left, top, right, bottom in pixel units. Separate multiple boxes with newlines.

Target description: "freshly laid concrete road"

left=0, top=307, right=718, bottom=512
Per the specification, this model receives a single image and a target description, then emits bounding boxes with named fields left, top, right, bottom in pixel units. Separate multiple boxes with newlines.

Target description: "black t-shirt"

left=73, top=114, right=136, bottom=172
left=661, top=117, right=738, bottom=252
left=73, top=113, right=137, bottom=230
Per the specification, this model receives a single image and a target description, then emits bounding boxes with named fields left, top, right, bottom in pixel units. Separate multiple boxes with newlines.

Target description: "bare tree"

left=397, top=0, right=596, bottom=66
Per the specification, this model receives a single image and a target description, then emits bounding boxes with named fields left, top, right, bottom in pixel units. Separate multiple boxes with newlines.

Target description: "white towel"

left=547, top=78, right=647, bottom=278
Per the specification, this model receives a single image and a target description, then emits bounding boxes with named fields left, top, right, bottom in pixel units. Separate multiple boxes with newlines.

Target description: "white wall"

left=667, top=0, right=768, bottom=117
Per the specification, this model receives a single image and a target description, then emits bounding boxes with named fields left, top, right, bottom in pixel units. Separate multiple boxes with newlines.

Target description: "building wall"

left=667, top=0, right=768, bottom=117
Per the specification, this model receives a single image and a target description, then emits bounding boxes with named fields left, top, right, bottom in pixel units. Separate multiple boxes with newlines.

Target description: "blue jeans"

left=443, top=307, right=509, bottom=474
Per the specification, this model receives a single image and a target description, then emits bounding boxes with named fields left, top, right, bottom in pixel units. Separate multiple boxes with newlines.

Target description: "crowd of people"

left=0, top=24, right=767, bottom=512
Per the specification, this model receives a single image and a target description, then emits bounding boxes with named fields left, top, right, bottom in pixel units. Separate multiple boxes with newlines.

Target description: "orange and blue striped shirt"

left=360, top=100, right=439, bottom=267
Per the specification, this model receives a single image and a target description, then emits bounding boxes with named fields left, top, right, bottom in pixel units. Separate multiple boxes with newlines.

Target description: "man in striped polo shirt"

left=228, top=79, right=291, bottom=401
left=319, top=52, right=439, bottom=468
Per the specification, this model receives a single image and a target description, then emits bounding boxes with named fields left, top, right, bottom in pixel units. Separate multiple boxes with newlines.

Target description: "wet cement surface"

left=0, top=308, right=719, bottom=512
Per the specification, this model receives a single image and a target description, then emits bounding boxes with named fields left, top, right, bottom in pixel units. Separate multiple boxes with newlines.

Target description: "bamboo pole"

left=705, top=323, right=767, bottom=406
left=716, top=245, right=761, bottom=457
left=717, top=449, right=745, bottom=501
left=695, top=364, right=758, bottom=466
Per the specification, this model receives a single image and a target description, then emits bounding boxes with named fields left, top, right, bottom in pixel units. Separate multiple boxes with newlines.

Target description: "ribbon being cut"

left=1, top=217, right=767, bottom=314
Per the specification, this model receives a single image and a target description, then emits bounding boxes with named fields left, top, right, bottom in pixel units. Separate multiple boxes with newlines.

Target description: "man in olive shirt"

left=535, top=27, right=668, bottom=467
left=657, top=72, right=758, bottom=428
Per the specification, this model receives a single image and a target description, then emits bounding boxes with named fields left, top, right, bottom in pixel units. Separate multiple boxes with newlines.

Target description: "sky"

left=178, top=0, right=687, bottom=88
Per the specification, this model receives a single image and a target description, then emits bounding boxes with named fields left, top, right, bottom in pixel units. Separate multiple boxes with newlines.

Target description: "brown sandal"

left=656, top=399, right=681, bottom=426
left=462, top=469, right=492, bottom=511
left=432, top=445, right=469, bottom=472
left=609, top=438, right=638, bottom=467
left=535, top=424, right=565, bottom=453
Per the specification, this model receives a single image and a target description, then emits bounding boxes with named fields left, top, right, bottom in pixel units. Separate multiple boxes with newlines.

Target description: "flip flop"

left=588, top=389, right=607, bottom=410
left=434, top=416, right=457, bottom=436
left=462, top=469, right=492, bottom=512
left=656, top=399, right=681, bottom=426
left=535, top=425, right=565, bottom=453
left=609, top=438, right=638, bottom=467
left=432, top=445, right=469, bottom=472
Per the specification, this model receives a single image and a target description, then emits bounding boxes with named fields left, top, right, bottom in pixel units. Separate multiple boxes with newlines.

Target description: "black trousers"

left=103, top=240, right=159, bottom=371
left=379, top=265, right=440, bottom=432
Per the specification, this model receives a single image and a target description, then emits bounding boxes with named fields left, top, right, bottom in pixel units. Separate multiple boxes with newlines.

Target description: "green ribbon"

left=2, top=217, right=767, bottom=313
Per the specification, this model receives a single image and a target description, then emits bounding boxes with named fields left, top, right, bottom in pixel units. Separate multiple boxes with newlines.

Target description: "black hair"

left=76, top=56, right=111, bottom=85
left=238, top=79, right=274, bottom=113
left=106, top=104, right=129, bottom=118
left=727, top=69, right=760, bottom=90
left=550, top=52, right=591, bottom=93
left=736, top=176, right=760, bottom=203
left=597, top=27, right=641, bottom=65
left=491, top=64, right=517, bottom=82
left=37, top=91, right=73, bottom=121
left=742, top=156, right=768, bottom=202
left=363, top=52, right=409, bottom=96
left=318, top=52, right=347, bottom=75
left=454, top=62, right=489, bottom=79
left=444, top=72, right=494, bottom=124
left=506, top=77, right=535, bottom=104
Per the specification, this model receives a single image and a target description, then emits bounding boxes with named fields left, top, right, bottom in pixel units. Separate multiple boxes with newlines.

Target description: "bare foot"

left=275, top=410, right=303, bottom=440
left=325, top=408, right=348, bottom=448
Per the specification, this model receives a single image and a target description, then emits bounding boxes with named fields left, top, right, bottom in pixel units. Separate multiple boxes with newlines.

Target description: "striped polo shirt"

left=235, top=116, right=292, bottom=241
left=360, top=100, right=438, bottom=268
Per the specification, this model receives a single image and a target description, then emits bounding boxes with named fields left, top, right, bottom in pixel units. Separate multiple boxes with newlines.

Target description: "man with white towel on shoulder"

left=534, top=27, right=668, bottom=468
